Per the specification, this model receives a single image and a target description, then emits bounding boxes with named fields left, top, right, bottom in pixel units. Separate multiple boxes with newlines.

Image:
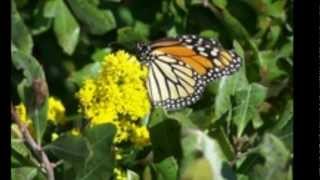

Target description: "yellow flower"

left=48, top=97, right=66, bottom=125
left=71, top=128, right=81, bottom=136
left=76, top=51, right=151, bottom=145
left=14, top=103, right=33, bottom=134
left=113, top=167, right=127, bottom=180
left=14, top=96, right=66, bottom=138
left=15, top=103, right=31, bottom=126
left=130, top=125, right=150, bottom=147
left=51, top=132, right=59, bottom=141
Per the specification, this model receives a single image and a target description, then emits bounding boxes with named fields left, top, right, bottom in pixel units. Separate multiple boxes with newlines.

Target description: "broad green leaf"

left=243, top=0, right=286, bottom=20
left=69, top=62, right=101, bottom=86
left=44, top=135, right=89, bottom=171
left=11, top=130, right=38, bottom=168
left=148, top=108, right=166, bottom=128
left=117, top=6, right=134, bottom=26
left=209, top=76, right=236, bottom=121
left=205, top=3, right=261, bottom=65
left=143, top=166, right=153, bottom=180
left=66, top=0, right=116, bottom=35
left=181, top=158, right=213, bottom=180
left=166, top=109, right=196, bottom=128
left=200, top=30, right=219, bottom=39
left=127, top=169, right=140, bottom=180
left=11, top=0, right=33, bottom=55
left=180, top=128, right=235, bottom=180
left=265, top=25, right=281, bottom=49
left=259, top=50, right=286, bottom=81
left=117, top=21, right=150, bottom=49
left=273, top=99, right=293, bottom=131
left=233, top=40, right=245, bottom=60
left=237, top=174, right=249, bottom=180
left=76, top=123, right=116, bottom=180
left=211, top=0, right=227, bottom=9
left=210, top=127, right=235, bottom=161
left=175, top=0, right=188, bottom=12
left=53, top=0, right=80, bottom=55
left=91, top=47, right=112, bottom=62
left=232, top=83, right=268, bottom=137
left=153, top=157, right=178, bottom=180
left=252, top=111, right=264, bottom=129
left=11, top=167, right=40, bottom=180
left=249, top=133, right=291, bottom=180
left=29, top=2, right=53, bottom=35
left=149, top=119, right=182, bottom=162
left=43, top=0, right=59, bottom=18
left=12, top=49, right=48, bottom=144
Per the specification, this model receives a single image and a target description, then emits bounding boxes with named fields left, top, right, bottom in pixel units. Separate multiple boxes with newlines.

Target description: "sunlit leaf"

left=153, top=157, right=178, bottom=180
left=66, top=0, right=116, bottom=35
left=11, top=1, right=33, bottom=55
left=232, top=83, right=268, bottom=137
left=53, top=0, right=80, bottom=55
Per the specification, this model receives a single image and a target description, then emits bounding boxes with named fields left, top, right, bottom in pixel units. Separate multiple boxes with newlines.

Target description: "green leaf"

left=11, top=130, right=38, bottom=168
left=69, top=62, right=101, bottom=86
left=259, top=50, right=286, bottom=81
left=265, top=25, right=281, bottom=48
left=200, top=30, right=219, bottom=39
left=11, top=0, right=33, bottom=55
left=180, top=128, right=235, bottom=180
left=11, top=167, right=41, bottom=180
left=43, top=0, right=59, bottom=18
left=181, top=158, right=213, bottom=180
left=117, top=6, right=134, bottom=26
left=29, top=2, right=53, bottom=35
left=153, top=157, right=178, bottom=180
left=117, top=21, right=150, bottom=49
left=12, top=49, right=49, bottom=144
left=210, top=127, right=235, bottom=161
left=211, top=0, right=227, bottom=9
left=252, top=111, right=264, bottom=129
left=66, top=0, right=116, bottom=35
left=148, top=108, right=166, bottom=128
left=53, top=0, right=80, bottom=55
left=127, top=169, right=140, bottom=180
left=149, top=119, right=182, bottom=162
left=166, top=109, right=196, bottom=128
left=143, top=166, right=153, bottom=180
left=206, top=3, right=261, bottom=65
left=175, top=0, right=188, bottom=12
left=232, top=83, right=268, bottom=137
left=76, top=123, right=116, bottom=180
left=249, top=133, right=291, bottom=179
left=273, top=99, right=293, bottom=131
left=45, top=135, right=89, bottom=171
left=91, top=47, right=112, bottom=62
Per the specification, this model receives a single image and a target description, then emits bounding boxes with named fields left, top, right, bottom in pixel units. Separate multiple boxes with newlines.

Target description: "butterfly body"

left=136, top=35, right=241, bottom=110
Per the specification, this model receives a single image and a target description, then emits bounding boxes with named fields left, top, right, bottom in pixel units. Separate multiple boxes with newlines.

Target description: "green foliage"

left=11, top=0, right=292, bottom=179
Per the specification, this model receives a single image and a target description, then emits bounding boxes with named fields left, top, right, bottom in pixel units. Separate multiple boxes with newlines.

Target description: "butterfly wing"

left=146, top=54, right=205, bottom=109
left=150, top=35, right=241, bottom=82
left=142, top=35, right=242, bottom=110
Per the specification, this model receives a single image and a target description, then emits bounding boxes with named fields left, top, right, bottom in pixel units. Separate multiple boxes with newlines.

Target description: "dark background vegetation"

left=12, top=0, right=293, bottom=179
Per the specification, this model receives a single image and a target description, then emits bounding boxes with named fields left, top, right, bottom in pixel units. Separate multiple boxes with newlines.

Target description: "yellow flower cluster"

left=48, top=97, right=66, bottom=125
left=15, top=96, right=66, bottom=127
left=15, top=103, right=32, bottom=130
left=76, top=51, right=151, bottom=146
left=113, top=168, right=126, bottom=180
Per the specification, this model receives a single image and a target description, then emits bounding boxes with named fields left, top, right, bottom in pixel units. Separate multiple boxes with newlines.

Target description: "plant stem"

left=11, top=103, right=55, bottom=180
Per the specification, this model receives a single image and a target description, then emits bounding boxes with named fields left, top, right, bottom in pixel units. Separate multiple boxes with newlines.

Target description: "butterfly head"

left=136, top=42, right=152, bottom=63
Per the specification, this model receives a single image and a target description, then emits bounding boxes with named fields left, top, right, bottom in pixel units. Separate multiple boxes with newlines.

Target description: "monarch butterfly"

left=136, top=34, right=241, bottom=110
